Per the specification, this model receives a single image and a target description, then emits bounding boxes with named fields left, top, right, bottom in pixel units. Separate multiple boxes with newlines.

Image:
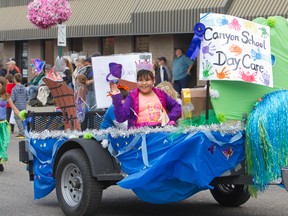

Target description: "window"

left=102, top=37, right=115, bottom=55
left=134, top=36, right=149, bottom=52
left=69, top=38, right=83, bottom=53
left=15, top=41, right=28, bottom=79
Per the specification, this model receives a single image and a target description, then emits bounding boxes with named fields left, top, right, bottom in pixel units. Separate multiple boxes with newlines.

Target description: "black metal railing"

left=26, top=110, right=106, bottom=132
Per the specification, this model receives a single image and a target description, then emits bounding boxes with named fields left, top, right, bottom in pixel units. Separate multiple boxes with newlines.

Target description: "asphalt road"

left=1, top=109, right=288, bottom=216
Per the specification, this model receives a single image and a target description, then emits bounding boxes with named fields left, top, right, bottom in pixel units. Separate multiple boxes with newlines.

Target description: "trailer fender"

left=53, top=138, right=122, bottom=180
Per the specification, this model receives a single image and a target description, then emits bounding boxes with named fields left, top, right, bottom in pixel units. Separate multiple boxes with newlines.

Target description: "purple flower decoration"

left=27, top=0, right=72, bottom=29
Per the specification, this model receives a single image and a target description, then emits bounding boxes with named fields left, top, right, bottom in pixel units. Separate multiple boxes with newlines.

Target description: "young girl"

left=63, top=58, right=73, bottom=88
left=156, top=81, right=182, bottom=105
left=0, top=77, right=20, bottom=172
left=74, top=74, right=88, bottom=123
left=110, top=69, right=181, bottom=128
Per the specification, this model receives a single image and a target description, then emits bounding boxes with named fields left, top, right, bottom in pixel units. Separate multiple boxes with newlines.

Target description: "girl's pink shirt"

left=136, top=92, right=162, bottom=127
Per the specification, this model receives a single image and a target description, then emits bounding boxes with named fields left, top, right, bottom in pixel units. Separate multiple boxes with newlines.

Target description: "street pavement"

left=1, top=105, right=288, bottom=215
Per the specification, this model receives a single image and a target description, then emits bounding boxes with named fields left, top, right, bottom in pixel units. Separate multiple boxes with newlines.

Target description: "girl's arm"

left=110, top=83, right=132, bottom=123
left=7, top=98, right=20, bottom=117
left=165, top=94, right=182, bottom=121
left=112, top=93, right=133, bottom=123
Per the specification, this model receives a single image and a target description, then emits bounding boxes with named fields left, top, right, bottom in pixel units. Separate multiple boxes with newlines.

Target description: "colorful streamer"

left=245, top=90, right=288, bottom=195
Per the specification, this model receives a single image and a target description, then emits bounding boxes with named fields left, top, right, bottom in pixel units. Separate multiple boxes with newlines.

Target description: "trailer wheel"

left=210, top=184, right=250, bottom=207
left=55, top=149, right=103, bottom=216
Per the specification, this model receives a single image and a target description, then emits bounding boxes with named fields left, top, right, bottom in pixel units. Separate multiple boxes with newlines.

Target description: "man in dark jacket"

left=155, top=56, right=170, bottom=86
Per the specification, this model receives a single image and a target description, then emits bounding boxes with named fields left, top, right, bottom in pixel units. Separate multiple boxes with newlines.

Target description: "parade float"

left=19, top=13, right=288, bottom=216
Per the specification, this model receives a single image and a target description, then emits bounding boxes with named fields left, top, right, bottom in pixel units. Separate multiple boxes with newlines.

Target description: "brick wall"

left=114, top=36, right=133, bottom=54
left=83, top=37, right=100, bottom=56
left=149, top=35, right=174, bottom=71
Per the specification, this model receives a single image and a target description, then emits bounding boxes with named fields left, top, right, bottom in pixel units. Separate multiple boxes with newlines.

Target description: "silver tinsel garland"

left=28, top=121, right=243, bottom=139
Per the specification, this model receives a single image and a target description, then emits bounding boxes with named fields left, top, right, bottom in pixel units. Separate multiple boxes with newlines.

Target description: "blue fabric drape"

left=30, top=138, right=67, bottom=199
left=29, top=130, right=245, bottom=202
left=109, top=131, right=245, bottom=204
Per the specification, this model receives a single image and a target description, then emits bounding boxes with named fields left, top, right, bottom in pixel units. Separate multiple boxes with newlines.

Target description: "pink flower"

left=27, top=0, right=72, bottom=29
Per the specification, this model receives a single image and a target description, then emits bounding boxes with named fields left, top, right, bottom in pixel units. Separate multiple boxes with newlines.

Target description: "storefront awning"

left=227, top=0, right=288, bottom=20
left=0, top=0, right=287, bottom=41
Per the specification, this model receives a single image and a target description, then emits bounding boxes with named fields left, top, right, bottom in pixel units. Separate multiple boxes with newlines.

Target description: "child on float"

left=110, top=69, right=181, bottom=128
left=156, top=81, right=182, bottom=105
left=0, top=77, right=20, bottom=172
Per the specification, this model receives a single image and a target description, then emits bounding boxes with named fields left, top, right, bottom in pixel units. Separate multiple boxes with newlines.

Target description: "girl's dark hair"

left=0, top=77, right=8, bottom=99
left=136, top=69, right=154, bottom=81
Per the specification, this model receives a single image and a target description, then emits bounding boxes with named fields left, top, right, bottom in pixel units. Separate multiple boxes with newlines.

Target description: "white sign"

left=57, top=24, right=66, bottom=47
left=199, top=13, right=272, bottom=87
left=92, top=53, right=152, bottom=108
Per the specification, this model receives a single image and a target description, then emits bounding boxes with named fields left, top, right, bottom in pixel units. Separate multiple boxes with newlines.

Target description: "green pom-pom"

left=267, top=17, right=277, bottom=27
left=217, top=113, right=226, bottom=123
left=83, top=133, right=92, bottom=140
left=19, top=110, right=27, bottom=120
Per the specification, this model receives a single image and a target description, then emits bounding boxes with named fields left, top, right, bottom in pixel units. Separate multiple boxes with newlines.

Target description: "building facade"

left=0, top=0, right=287, bottom=84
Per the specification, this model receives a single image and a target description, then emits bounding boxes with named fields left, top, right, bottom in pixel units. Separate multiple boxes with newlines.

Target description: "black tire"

left=210, top=184, right=250, bottom=207
left=55, top=149, right=103, bottom=216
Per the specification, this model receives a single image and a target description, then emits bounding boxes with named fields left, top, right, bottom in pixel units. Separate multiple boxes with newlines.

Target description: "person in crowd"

left=35, top=64, right=53, bottom=106
left=155, top=56, right=170, bottom=86
left=6, top=60, right=19, bottom=76
left=0, top=62, right=7, bottom=77
left=5, top=74, right=16, bottom=133
left=27, top=67, right=46, bottom=102
left=152, top=60, right=158, bottom=71
left=172, top=48, right=194, bottom=96
left=110, top=69, right=181, bottom=128
left=74, top=74, right=89, bottom=123
left=11, top=73, right=28, bottom=139
left=159, top=57, right=172, bottom=82
left=156, top=81, right=182, bottom=105
left=100, top=85, right=129, bottom=130
left=7, top=58, right=20, bottom=74
left=72, top=58, right=86, bottom=89
left=83, top=57, right=96, bottom=111
left=63, top=58, right=73, bottom=89
left=75, top=74, right=88, bottom=105
left=0, top=77, right=20, bottom=172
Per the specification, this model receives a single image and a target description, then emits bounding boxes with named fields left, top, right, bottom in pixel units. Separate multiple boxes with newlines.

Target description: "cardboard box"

left=182, top=88, right=211, bottom=117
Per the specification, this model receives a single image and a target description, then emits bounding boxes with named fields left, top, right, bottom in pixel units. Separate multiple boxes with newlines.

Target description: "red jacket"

left=6, top=83, right=16, bottom=108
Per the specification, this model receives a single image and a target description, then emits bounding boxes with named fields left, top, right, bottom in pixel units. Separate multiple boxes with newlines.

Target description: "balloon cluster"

left=27, top=0, right=72, bottom=29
